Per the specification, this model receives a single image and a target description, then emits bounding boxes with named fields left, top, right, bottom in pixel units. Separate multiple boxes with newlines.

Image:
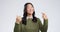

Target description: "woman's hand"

left=16, top=16, right=22, bottom=24
left=42, top=12, right=48, bottom=20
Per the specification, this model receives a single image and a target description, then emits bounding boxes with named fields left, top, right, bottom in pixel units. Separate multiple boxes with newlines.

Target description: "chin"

left=29, top=12, right=33, bottom=14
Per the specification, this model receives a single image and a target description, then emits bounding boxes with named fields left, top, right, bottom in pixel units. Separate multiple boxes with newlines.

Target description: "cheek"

left=27, top=9, right=30, bottom=13
left=30, top=10, right=34, bottom=13
left=27, top=9, right=30, bottom=12
left=30, top=8, right=34, bottom=13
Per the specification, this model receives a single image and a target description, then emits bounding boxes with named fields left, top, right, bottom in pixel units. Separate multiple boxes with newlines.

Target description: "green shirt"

left=14, top=18, right=48, bottom=32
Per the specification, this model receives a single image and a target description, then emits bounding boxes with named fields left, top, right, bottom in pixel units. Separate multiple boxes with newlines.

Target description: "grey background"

left=0, top=0, right=60, bottom=32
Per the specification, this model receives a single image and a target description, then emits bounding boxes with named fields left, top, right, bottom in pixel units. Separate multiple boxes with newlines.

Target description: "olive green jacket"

left=14, top=18, right=48, bottom=32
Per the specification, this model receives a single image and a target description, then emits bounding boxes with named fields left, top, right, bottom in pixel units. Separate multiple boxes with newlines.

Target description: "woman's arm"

left=43, top=19, right=48, bottom=32
left=38, top=18, right=48, bottom=32
left=14, top=22, right=22, bottom=32
left=14, top=16, right=22, bottom=32
left=38, top=12, right=48, bottom=32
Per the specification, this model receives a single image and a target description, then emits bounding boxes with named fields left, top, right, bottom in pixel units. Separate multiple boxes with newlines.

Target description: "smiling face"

left=26, top=4, right=34, bottom=15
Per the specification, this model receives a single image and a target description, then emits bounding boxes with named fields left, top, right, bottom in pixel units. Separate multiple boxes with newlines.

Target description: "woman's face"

left=27, top=4, right=34, bottom=15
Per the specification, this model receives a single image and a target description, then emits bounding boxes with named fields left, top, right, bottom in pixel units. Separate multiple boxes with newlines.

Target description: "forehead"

left=27, top=4, right=33, bottom=7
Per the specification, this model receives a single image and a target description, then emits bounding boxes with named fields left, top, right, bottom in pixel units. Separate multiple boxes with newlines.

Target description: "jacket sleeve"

left=14, top=22, right=22, bottom=32
left=38, top=18, right=48, bottom=32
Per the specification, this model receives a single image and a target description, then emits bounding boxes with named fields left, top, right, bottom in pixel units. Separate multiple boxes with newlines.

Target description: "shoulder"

left=37, top=18, right=40, bottom=21
left=36, top=18, right=41, bottom=22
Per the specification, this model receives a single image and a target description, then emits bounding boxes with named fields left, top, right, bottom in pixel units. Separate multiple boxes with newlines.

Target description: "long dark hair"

left=22, top=2, right=37, bottom=25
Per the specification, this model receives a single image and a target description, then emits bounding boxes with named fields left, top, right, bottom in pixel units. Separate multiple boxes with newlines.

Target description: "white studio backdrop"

left=0, top=0, right=60, bottom=32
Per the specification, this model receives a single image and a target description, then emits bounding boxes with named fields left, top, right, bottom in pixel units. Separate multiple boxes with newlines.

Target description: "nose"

left=30, top=8, right=32, bottom=11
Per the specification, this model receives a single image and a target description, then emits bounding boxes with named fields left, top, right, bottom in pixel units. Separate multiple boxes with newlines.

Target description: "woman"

left=14, top=2, right=48, bottom=32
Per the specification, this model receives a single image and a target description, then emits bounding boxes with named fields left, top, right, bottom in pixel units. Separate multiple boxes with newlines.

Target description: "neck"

left=27, top=14, right=32, bottom=17
left=27, top=14, right=33, bottom=19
